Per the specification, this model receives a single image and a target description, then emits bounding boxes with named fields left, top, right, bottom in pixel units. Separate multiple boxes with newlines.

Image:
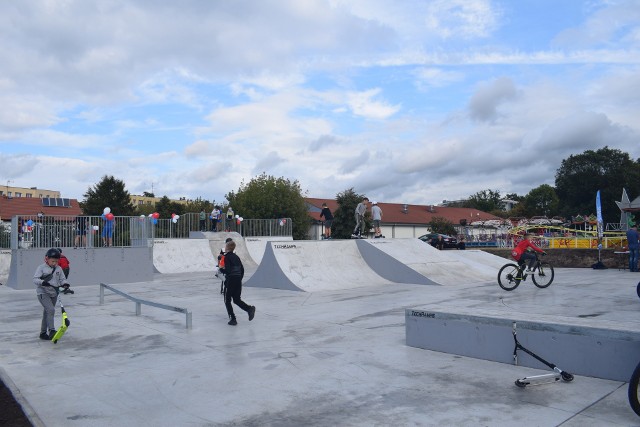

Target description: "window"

left=7, top=192, right=11, bottom=197
left=26, top=193, right=32, bottom=198
left=15, top=192, right=22, bottom=197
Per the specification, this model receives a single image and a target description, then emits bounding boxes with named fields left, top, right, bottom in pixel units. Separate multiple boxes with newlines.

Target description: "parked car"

left=418, top=233, right=458, bottom=249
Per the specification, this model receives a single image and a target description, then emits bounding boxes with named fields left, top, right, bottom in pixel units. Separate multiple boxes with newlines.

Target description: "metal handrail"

left=99, top=283, right=192, bottom=329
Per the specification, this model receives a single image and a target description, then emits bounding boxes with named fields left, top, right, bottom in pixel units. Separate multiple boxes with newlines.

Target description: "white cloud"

left=468, top=77, right=518, bottom=122
left=346, top=88, right=400, bottom=119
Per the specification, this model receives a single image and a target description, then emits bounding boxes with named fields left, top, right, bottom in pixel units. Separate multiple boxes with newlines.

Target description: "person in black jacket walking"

left=220, top=240, right=255, bottom=325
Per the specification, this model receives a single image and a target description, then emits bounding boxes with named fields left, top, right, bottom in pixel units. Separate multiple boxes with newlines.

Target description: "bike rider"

left=511, top=233, right=546, bottom=275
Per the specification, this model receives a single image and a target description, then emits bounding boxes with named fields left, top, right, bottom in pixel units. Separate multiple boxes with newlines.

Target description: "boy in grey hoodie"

left=34, top=248, right=71, bottom=340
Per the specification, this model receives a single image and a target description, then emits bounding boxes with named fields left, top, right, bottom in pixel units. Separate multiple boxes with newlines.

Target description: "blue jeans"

left=629, top=247, right=639, bottom=271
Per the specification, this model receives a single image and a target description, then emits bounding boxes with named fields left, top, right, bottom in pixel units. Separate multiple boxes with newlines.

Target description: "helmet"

left=45, top=248, right=60, bottom=259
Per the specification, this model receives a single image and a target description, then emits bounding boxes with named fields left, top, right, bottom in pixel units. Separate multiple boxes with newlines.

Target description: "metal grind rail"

left=99, top=283, right=192, bottom=329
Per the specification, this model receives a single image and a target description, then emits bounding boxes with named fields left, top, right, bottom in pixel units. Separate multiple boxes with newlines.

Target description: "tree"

left=555, top=147, right=640, bottom=225
left=332, top=188, right=370, bottom=239
left=523, top=184, right=559, bottom=217
left=154, top=196, right=185, bottom=220
left=81, top=175, right=135, bottom=216
left=429, top=216, right=456, bottom=236
left=183, top=198, right=215, bottom=215
left=464, top=189, right=502, bottom=212
left=225, top=173, right=310, bottom=240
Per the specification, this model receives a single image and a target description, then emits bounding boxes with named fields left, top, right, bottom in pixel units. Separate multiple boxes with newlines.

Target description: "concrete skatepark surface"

left=1, top=238, right=640, bottom=425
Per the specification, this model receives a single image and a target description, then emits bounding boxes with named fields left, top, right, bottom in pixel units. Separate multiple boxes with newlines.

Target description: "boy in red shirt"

left=57, top=248, right=74, bottom=294
left=511, top=234, right=546, bottom=274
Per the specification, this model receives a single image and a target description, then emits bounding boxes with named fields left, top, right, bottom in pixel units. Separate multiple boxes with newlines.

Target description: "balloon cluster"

left=171, top=213, right=180, bottom=224
left=235, top=214, right=244, bottom=225
left=102, top=207, right=114, bottom=221
left=148, top=212, right=160, bottom=224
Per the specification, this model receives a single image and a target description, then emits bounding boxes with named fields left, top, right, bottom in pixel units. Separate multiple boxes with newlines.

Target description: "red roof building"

left=0, top=196, right=82, bottom=222
left=305, top=197, right=501, bottom=226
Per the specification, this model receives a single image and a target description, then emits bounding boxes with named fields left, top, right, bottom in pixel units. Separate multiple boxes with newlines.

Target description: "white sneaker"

left=525, top=269, right=535, bottom=275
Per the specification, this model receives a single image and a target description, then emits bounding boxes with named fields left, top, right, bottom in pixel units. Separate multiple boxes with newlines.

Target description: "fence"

left=100, top=283, right=192, bottom=329
left=1, top=214, right=293, bottom=249
left=8, top=215, right=154, bottom=249
left=145, top=214, right=292, bottom=239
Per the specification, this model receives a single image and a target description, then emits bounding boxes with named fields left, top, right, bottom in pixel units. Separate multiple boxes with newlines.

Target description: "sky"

left=1, top=0, right=639, bottom=206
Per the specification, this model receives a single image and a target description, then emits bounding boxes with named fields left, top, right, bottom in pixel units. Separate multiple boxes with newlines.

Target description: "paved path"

left=0, top=266, right=639, bottom=426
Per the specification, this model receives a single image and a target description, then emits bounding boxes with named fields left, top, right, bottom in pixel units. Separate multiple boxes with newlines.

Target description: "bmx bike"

left=497, top=252, right=554, bottom=291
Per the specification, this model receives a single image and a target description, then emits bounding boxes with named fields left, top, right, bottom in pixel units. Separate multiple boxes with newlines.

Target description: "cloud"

left=309, top=134, right=340, bottom=152
left=253, top=151, right=286, bottom=175
left=468, top=77, right=517, bottom=122
left=339, top=150, right=370, bottom=174
left=413, top=67, right=465, bottom=89
left=552, top=0, right=640, bottom=49
left=536, top=111, right=639, bottom=154
left=346, top=88, right=400, bottom=119
left=424, top=0, right=500, bottom=39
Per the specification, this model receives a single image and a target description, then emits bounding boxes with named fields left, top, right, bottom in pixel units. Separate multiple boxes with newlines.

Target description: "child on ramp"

left=34, top=248, right=71, bottom=340
left=220, top=240, right=255, bottom=326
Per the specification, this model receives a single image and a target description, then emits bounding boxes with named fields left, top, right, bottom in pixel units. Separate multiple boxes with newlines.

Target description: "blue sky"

left=1, top=0, right=639, bottom=206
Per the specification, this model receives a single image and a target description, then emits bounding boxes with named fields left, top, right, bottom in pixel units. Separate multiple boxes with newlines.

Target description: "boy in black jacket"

left=220, top=240, right=255, bottom=326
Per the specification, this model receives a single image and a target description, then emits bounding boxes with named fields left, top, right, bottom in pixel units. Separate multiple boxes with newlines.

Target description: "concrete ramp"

left=0, top=250, right=10, bottom=285
left=245, top=240, right=395, bottom=292
left=245, top=236, right=293, bottom=264
left=152, top=239, right=216, bottom=274
left=201, top=232, right=259, bottom=269
left=451, top=249, right=509, bottom=269
left=360, top=239, right=496, bottom=285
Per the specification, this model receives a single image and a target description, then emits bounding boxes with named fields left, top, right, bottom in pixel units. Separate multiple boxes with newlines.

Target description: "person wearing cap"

left=34, top=248, right=71, bottom=340
left=371, top=201, right=384, bottom=238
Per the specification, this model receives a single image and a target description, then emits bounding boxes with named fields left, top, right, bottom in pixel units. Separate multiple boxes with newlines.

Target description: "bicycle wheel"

left=532, top=262, right=554, bottom=288
left=498, top=263, right=522, bottom=291
left=629, top=360, right=640, bottom=416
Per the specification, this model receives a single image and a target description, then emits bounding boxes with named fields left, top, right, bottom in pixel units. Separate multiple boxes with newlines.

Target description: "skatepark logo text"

left=274, top=244, right=297, bottom=249
left=411, top=311, right=435, bottom=318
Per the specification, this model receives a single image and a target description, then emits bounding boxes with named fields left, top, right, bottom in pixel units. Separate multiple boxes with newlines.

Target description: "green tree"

left=154, top=196, right=185, bottom=219
left=464, top=189, right=502, bottom=212
left=225, top=173, right=310, bottom=239
left=332, top=188, right=370, bottom=239
left=555, top=147, right=640, bottom=224
left=81, top=175, right=135, bottom=216
left=523, top=184, right=559, bottom=217
left=429, top=216, right=456, bottom=236
left=183, top=198, right=214, bottom=215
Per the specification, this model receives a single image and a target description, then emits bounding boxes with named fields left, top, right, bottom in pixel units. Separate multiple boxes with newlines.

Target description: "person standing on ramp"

left=220, top=240, right=255, bottom=326
left=351, top=197, right=369, bottom=238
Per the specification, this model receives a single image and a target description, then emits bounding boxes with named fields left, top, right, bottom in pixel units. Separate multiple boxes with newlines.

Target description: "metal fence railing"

left=9, top=215, right=154, bottom=249
left=153, top=213, right=293, bottom=239
left=1, top=214, right=293, bottom=249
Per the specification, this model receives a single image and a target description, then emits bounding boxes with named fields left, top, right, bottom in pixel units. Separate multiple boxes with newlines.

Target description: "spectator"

left=319, top=202, right=333, bottom=239
left=371, top=201, right=384, bottom=238
left=74, top=216, right=87, bottom=248
left=626, top=225, right=639, bottom=272
left=211, top=206, right=221, bottom=232
left=199, top=209, right=206, bottom=232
